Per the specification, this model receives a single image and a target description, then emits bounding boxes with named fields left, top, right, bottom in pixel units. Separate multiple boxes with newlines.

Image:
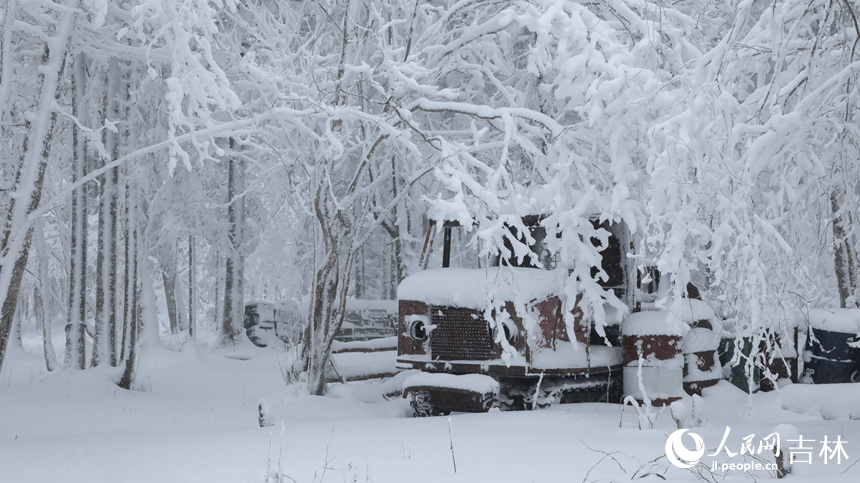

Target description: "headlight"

left=409, top=319, right=427, bottom=341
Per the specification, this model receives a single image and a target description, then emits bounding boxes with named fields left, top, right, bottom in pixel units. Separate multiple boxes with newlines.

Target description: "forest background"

left=1, top=0, right=859, bottom=395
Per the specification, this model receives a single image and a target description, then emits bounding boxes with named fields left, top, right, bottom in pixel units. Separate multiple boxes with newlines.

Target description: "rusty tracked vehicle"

left=397, top=217, right=637, bottom=416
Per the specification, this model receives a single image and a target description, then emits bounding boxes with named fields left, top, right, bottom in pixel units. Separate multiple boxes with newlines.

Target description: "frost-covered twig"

left=631, top=454, right=669, bottom=480
left=265, top=423, right=296, bottom=483
left=531, top=372, right=544, bottom=410
left=447, top=417, right=457, bottom=474
left=839, top=458, right=860, bottom=475
left=622, top=395, right=659, bottom=430
left=314, top=423, right=337, bottom=482
left=579, top=442, right=634, bottom=483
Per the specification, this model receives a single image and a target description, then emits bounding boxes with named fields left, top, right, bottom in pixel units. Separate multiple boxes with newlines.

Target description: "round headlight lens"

left=409, top=319, right=427, bottom=341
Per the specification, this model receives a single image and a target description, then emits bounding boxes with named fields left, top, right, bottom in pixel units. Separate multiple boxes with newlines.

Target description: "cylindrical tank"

left=719, top=335, right=760, bottom=393
left=803, top=309, right=860, bottom=384
left=622, top=311, right=685, bottom=406
left=683, top=320, right=722, bottom=395
left=675, top=299, right=722, bottom=396
left=760, top=325, right=799, bottom=392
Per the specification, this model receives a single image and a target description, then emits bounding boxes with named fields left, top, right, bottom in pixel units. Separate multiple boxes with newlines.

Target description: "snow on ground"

left=327, top=350, right=400, bottom=381
left=331, top=336, right=397, bottom=353
left=2, top=340, right=860, bottom=483
left=780, top=383, right=860, bottom=420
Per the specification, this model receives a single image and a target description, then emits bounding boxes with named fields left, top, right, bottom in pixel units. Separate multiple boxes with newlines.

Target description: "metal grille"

left=430, top=307, right=492, bottom=361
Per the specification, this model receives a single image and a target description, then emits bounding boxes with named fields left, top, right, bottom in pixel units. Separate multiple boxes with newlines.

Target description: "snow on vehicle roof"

left=398, top=267, right=564, bottom=309
left=807, top=308, right=860, bottom=333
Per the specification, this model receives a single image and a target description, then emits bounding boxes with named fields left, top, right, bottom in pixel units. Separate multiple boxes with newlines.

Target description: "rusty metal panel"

left=408, top=387, right=497, bottom=414
left=623, top=334, right=682, bottom=362
left=430, top=306, right=493, bottom=361
left=398, top=300, right=429, bottom=356
left=623, top=333, right=684, bottom=406
left=536, top=296, right=587, bottom=349
left=433, top=388, right=495, bottom=412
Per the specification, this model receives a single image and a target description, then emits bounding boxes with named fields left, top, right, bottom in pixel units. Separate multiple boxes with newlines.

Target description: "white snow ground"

left=2, top=337, right=860, bottom=483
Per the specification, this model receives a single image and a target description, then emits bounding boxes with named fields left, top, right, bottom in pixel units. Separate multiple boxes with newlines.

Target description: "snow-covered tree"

left=0, top=0, right=309, bottom=375
left=642, top=0, right=860, bottom=388
left=0, top=0, right=79, bottom=373
left=394, top=0, right=697, bottom=345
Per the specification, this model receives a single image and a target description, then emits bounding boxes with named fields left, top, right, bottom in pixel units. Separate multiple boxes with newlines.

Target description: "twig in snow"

left=316, top=423, right=337, bottom=482
left=448, top=417, right=457, bottom=474
left=531, top=371, right=544, bottom=410
left=837, top=453, right=860, bottom=475
left=579, top=441, right=632, bottom=483
left=630, top=454, right=669, bottom=480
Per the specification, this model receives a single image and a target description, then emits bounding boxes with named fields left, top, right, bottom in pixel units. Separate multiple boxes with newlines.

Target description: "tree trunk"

left=303, top=178, right=357, bottom=395
left=11, top=290, right=25, bottom=352
left=65, top=52, right=88, bottom=370
left=108, top=162, right=120, bottom=365
left=831, top=189, right=858, bottom=308
left=162, top=262, right=179, bottom=333
left=304, top=246, right=356, bottom=395
left=107, top=65, right=125, bottom=366
left=118, top=187, right=139, bottom=390
left=304, top=259, right=339, bottom=395
left=355, top=245, right=364, bottom=299
left=389, top=155, right=405, bottom=295
left=35, top=220, right=58, bottom=371
left=222, top=209, right=236, bottom=345
left=0, top=5, right=77, bottom=373
left=120, top=180, right=132, bottom=362
left=93, top=60, right=122, bottom=367
left=93, top=168, right=106, bottom=367
left=0, top=0, right=17, bottom=119
left=221, top=154, right=245, bottom=345
left=389, top=242, right=398, bottom=300
left=188, top=235, right=194, bottom=339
